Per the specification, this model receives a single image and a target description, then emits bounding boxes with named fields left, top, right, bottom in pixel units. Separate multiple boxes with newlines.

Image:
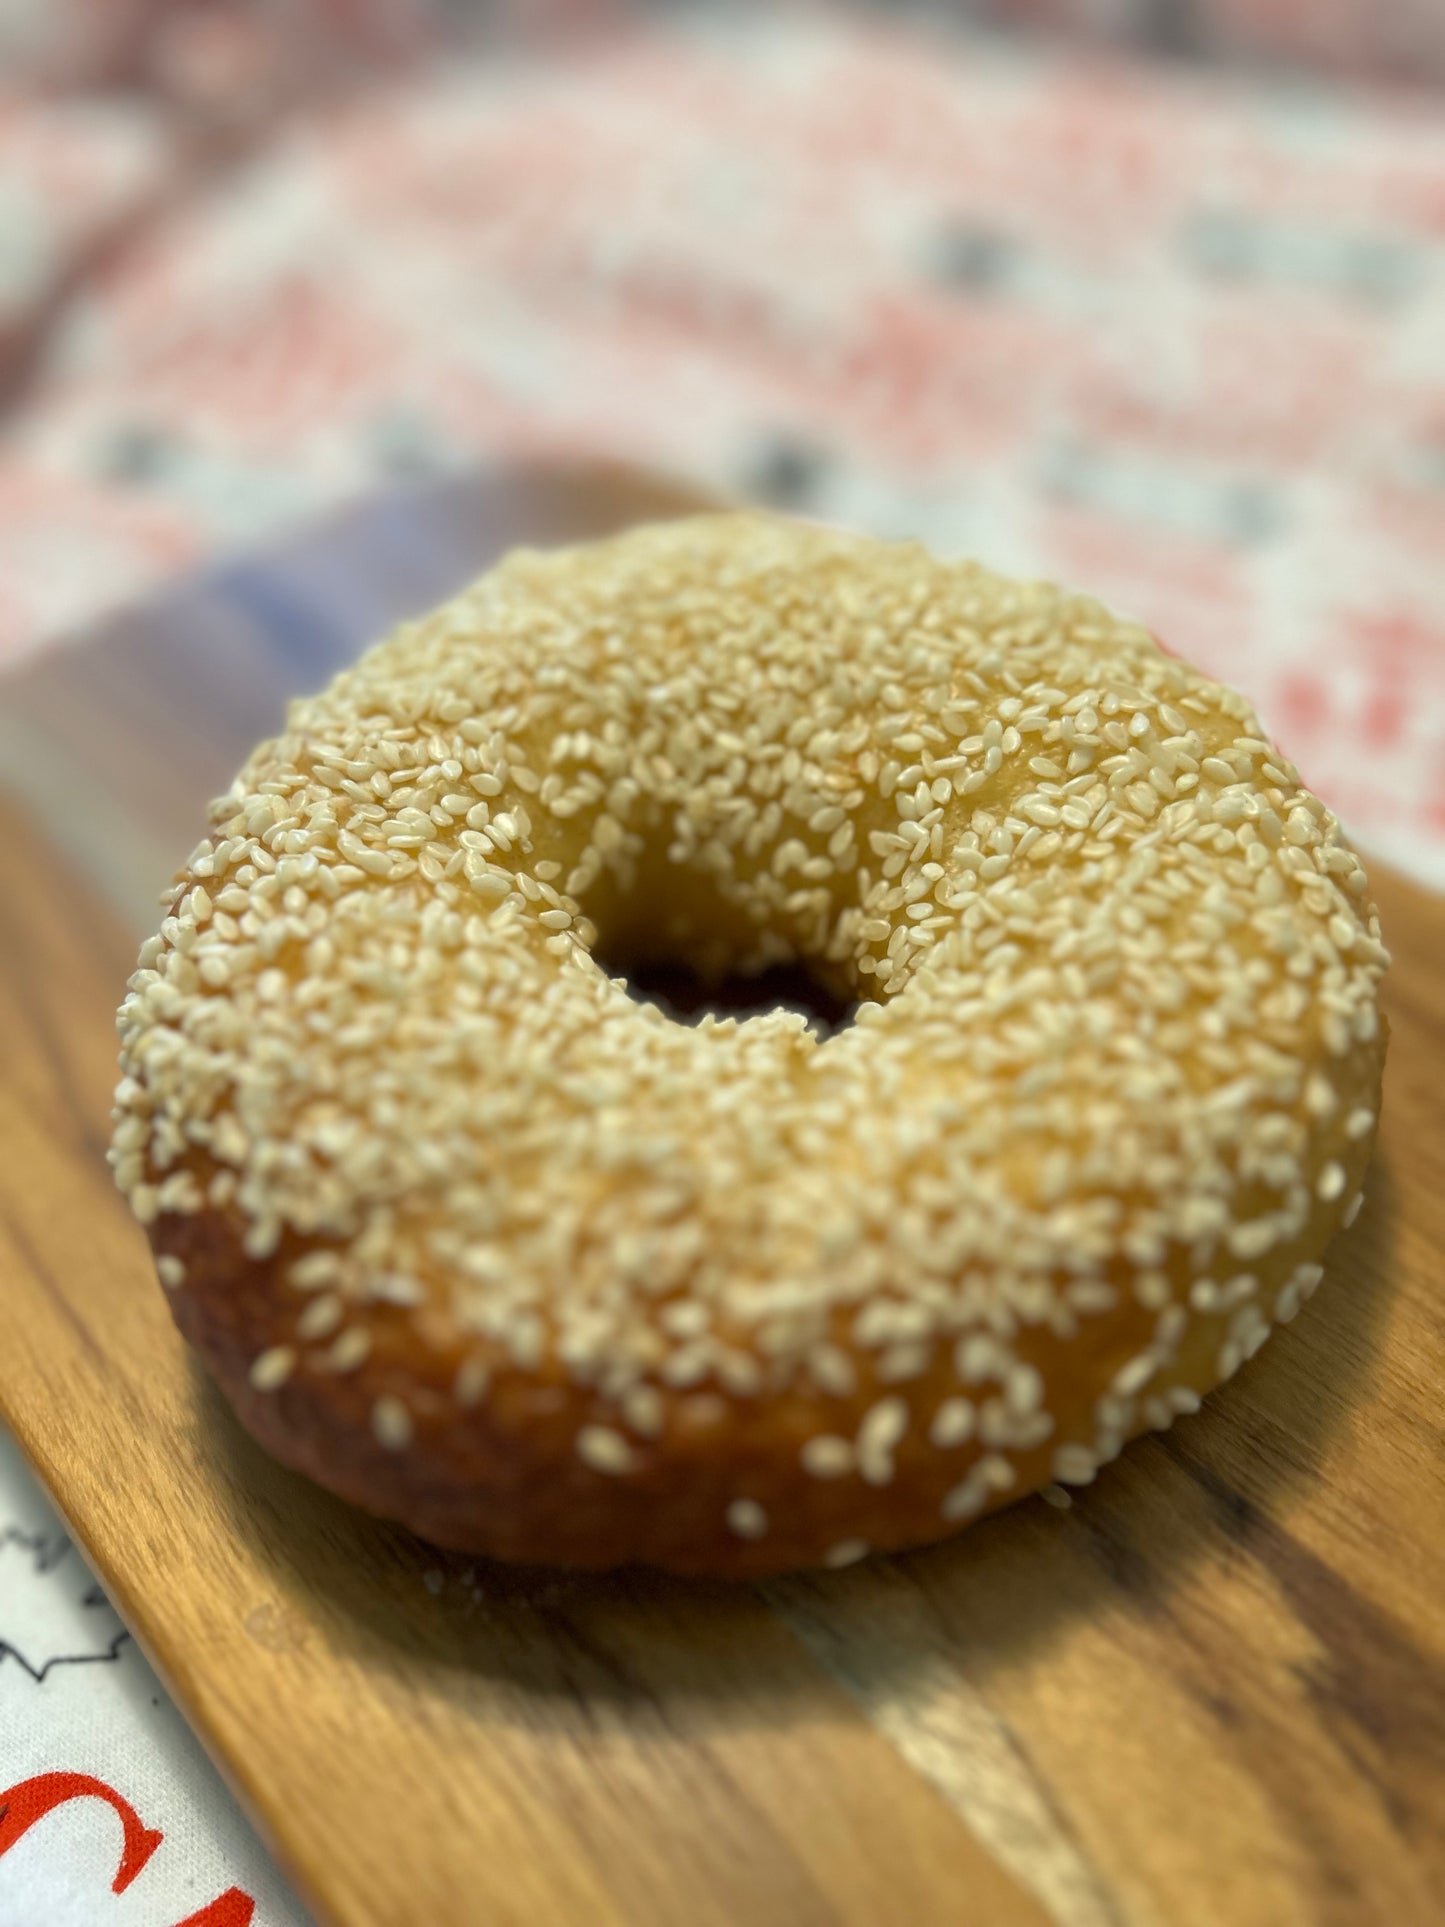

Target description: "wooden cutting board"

left=1, top=466, right=1442, bottom=1927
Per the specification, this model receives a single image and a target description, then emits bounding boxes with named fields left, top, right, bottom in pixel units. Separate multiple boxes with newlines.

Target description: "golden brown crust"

left=150, top=1067, right=1380, bottom=1578
left=114, top=513, right=1390, bottom=1575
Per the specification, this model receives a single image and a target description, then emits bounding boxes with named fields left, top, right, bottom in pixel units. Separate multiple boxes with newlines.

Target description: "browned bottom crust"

left=149, top=1137, right=1376, bottom=1579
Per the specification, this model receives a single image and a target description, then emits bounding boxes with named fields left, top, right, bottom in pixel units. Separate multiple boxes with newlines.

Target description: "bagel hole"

left=579, top=846, right=860, bottom=1036
left=614, top=955, right=856, bottom=1035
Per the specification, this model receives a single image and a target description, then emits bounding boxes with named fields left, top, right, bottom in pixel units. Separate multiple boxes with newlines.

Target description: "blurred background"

left=2, top=1, right=1444, bottom=886
left=2, top=0, right=1445, bottom=883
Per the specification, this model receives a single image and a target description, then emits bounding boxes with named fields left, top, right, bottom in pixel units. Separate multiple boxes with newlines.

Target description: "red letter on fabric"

left=174, top=1888, right=257, bottom=1926
left=0, top=1771, right=164, bottom=1892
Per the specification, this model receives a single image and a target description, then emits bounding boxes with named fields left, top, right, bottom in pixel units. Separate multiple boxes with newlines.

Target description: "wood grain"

left=1, top=468, right=1442, bottom=1926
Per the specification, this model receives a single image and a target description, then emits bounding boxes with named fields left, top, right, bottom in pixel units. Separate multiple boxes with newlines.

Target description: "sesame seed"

left=1052, top=1444, right=1098, bottom=1486
left=1228, top=1219, right=1278, bottom=1261
left=622, top=1385, right=665, bottom=1435
left=372, top=1395, right=414, bottom=1451
left=928, top=1397, right=975, bottom=1449
left=454, top=1358, right=491, bottom=1408
left=856, top=1396, right=908, bottom=1485
left=576, top=1425, right=637, bottom=1475
left=289, top=1251, right=342, bottom=1291
left=1006, top=1363, right=1044, bottom=1415
left=808, top=1345, right=857, bottom=1397
left=941, top=1472, right=986, bottom=1522
left=1304, top=1073, right=1337, bottom=1120
left=1317, top=1162, right=1347, bottom=1203
left=1290, top=1262, right=1325, bottom=1302
left=249, top=1345, right=297, bottom=1392
left=155, top=1254, right=186, bottom=1291
left=727, top=1498, right=769, bottom=1540
left=823, top=1539, right=870, bottom=1569
left=802, top=1435, right=855, bottom=1478
left=296, top=1294, right=344, bottom=1340
left=1112, top=1353, right=1156, bottom=1398
left=1133, top=1271, right=1170, bottom=1311
left=322, top=1328, right=372, bottom=1374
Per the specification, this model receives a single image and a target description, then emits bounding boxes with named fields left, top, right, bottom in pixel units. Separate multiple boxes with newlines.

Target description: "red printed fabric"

left=0, top=1437, right=307, bottom=1925
left=7, top=2, right=1445, bottom=88
left=2, top=9, right=1443, bottom=884
left=970, top=0, right=1445, bottom=86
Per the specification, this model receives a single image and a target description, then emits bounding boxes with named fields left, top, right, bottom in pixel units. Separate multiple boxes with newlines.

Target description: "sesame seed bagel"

left=111, top=512, right=1388, bottom=1575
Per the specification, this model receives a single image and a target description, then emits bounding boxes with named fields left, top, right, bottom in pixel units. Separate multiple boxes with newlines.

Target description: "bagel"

left=110, top=513, right=1388, bottom=1575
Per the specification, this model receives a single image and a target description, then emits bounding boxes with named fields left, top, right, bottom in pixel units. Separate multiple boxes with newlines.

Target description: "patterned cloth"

left=2, top=6, right=1443, bottom=1923
left=0, top=1441, right=311, bottom=1926
left=4, top=9, right=1445, bottom=881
